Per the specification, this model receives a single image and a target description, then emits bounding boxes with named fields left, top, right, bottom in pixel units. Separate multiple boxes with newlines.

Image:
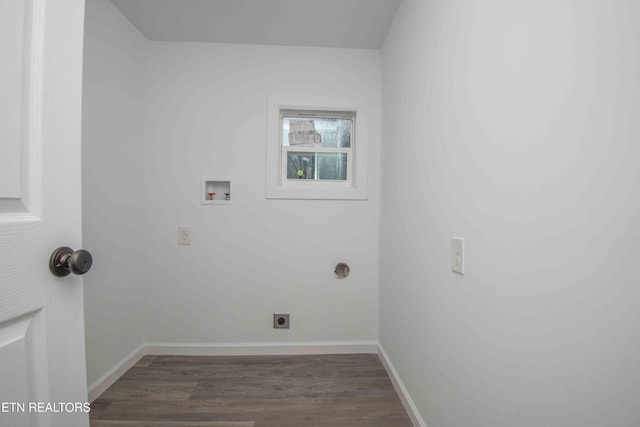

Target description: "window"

left=266, top=95, right=368, bottom=200
left=281, top=110, right=353, bottom=182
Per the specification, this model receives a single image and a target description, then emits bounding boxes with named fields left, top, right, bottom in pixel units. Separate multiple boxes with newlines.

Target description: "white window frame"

left=266, top=95, right=369, bottom=200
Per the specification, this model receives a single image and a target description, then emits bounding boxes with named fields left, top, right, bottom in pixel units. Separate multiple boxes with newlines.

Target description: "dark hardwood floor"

left=89, top=353, right=413, bottom=427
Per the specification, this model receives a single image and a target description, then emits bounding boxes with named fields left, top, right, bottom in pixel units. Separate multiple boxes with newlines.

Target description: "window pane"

left=286, top=152, right=315, bottom=180
left=286, top=152, right=347, bottom=181
left=317, top=153, right=347, bottom=180
left=282, top=116, right=352, bottom=148
left=315, top=118, right=351, bottom=148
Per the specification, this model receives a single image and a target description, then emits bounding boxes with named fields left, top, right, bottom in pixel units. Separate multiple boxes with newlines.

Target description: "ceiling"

left=110, top=0, right=402, bottom=49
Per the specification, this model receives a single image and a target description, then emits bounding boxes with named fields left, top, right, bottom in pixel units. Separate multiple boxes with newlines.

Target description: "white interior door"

left=0, top=1, right=88, bottom=426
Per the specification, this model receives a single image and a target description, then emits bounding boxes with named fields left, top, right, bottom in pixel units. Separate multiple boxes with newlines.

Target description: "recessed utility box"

left=201, top=177, right=231, bottom=205
left=273, top=313, right=290, bottom=329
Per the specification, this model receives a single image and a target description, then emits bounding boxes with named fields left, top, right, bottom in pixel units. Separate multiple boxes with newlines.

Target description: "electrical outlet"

left=273, top=313, right=290, bottom=329
left=178, top=226, right=191, bottom=245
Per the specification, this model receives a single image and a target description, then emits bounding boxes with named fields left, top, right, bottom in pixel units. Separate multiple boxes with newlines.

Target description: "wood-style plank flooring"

left=90, top=354, right=413, bottom=427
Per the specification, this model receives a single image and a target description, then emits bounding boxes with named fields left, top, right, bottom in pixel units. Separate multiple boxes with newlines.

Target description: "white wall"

left=142, top=42, right=381, bottom=344
left=380, top=1, right=640, bottom=426
left=83, top=2, right=382, bottom=388
left=82, top=0, right=147, bottom=386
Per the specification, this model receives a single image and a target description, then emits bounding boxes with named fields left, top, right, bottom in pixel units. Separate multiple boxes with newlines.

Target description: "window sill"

left=265, top=182, right=367, bottom=200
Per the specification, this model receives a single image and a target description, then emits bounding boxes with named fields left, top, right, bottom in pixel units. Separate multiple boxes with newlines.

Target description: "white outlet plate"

left=178, top=226, right=191, bottom=245
left=452, top=237, right=464, bottom=275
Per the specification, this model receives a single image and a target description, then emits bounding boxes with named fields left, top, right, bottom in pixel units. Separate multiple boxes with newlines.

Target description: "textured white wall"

left=141, top=42, right=381, bottom=344
left=82, top=0, right=147, bottom=386
left=380, top=1, right=640, bottom=426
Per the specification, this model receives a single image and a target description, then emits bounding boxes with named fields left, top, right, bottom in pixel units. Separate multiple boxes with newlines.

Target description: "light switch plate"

left=452, top=237, right=464, bottom=275
left=178, top=226, right=191, bottom=245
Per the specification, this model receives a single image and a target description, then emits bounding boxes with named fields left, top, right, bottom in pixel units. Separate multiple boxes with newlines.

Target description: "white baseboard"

left=378, top=343, right=428, bottom=427
left=88, top=340, right=378, bottom=401
left=144, top=340, right=379, bottom=356
left=87, top=343, right=147, bottom=402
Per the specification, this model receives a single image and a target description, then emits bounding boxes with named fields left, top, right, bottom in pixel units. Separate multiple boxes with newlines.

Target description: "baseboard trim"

left=378, top=343, right=428, bottom=427
left=144, top=340, right=379, bottom=356
left=87, top=343, right=147, bottom=402
left=87, top=340, right=378, bottom=401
